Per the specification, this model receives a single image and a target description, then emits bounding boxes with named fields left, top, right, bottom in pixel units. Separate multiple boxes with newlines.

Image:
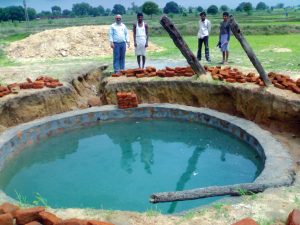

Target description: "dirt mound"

left=6, top=25, right=162, bottom=59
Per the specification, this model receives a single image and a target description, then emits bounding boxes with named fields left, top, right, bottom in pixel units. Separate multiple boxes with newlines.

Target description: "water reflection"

left=167, top=146, right=205, bottom=213
left=0, top=118, right=263, bottom=213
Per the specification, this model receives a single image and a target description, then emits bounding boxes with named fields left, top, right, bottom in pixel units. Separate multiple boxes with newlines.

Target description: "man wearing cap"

left=109, top=14, right=130, bottom=74
left=133, top=12, right=149, bottom=68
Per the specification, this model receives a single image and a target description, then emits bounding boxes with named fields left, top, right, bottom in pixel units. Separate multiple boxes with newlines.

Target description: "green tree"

left=62, top=9, right=71, bottom=17
left=112, top=4, right=126, bottom=15
left=188, top=7, right=193, bottom=14
left=37, top=11, right=51, bottom=19
left=142, top=1, right=159, bottom=19
left=207, top=5, right=218, bottom=15
left=196, top=6, right=203, bottom=12
left=256, top=2, right=268, bottom=10
left=27, top=7, right=36, bottom=20
left=89, top=5, right=105, bottom=17
left=104, top=8, right=111, bottom=16
left=220, top=5, right=229, bottom=12
left=236, top=2, right=246, bottom=12
left=163, top=1, right=180, bottom=14
left=244, top=2, right=253, bottom=15
left=51, top=5, right=61, bottom=17
left=7, top=6, right=25, bottom=22
left=72, top=3, right=92, bottom=16
left=276, top=3, right=284, bottom=8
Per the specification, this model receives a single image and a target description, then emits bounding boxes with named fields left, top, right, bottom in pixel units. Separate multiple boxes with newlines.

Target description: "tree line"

left=0, top=1, right=291, bottom=22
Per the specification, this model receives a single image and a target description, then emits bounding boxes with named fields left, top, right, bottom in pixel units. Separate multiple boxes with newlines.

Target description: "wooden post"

left=150, top=183, right=269, bottom=203
left=228, top=15, right=271, bottom=86
left=160, top=15, right=206, bottom=75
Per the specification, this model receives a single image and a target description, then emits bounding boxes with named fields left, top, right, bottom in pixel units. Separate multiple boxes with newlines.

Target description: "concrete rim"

left=0, top=103, right=294, bottom=208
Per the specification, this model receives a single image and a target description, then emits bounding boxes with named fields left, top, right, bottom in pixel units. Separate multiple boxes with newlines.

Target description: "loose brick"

left=231, top=217, right=258, bottom=225
left=0, top=202, right=19, bottom=216
left=15, top=207, right=45, bottom=225
left=297, top=78, right=300, bottom=88
left=274, top=83, right=286, bottom=90
left=25, top=222, right=43, bottom=225
left=286, top=209, right=300, bottom=225
left=87, top=220, right=115, bottom=225
left=39, top=211, right=62, bottom=225
left=58, top=218, right=88, bottom=225
left=0, top=213, right=13, bottom=225
left=291, top=86, right=300, bottom=94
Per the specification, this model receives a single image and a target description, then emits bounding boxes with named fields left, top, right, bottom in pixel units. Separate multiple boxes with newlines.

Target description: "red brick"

left=287, top=209, right=300, bottom=225
left=87, top=220, right=115, bottom=225
left=0, top=202, right=19, bottom=216
left=291, top=85, right=300, bottom=94
left=15, top=207, right=45, bottom=225
left=0, top=213, right=13, bottom=225
left=25, top=222, right=43, bottom=225
left=58, top=218, right=88, bottom=225
left=231, top=217, right=258, bottom=225
left=274, top=83, right=286, bottom=90
left=39, top=211, right=62, bottom=225
left=297, top=78, right=300, bottom=88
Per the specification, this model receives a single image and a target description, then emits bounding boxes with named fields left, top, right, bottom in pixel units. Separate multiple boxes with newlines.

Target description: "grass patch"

left=149, top=34, right=300, bottom=73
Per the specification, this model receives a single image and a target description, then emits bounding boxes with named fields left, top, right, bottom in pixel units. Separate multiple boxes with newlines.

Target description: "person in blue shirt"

left=109, top=15, right=130, bottom=74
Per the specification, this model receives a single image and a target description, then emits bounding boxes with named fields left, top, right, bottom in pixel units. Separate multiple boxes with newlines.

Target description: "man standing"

left=218, top=12, right=230, bottom=64
left=197, top=12, right=211, bottom=62
left=109, top=14, right=130, bottom=74
left=133, top=12, right=148, bottom=68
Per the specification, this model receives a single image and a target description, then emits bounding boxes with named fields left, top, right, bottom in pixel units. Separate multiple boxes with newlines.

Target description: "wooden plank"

left=160, top=15, right=206, bottom=75
left=228, top=15, right=271, bottom=86
left=150, top=183, right=269, bottom=203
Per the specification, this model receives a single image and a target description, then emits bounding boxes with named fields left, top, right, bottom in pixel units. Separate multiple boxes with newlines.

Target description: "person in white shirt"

left=197, top=12, right=211, bottom=62
left=109, top=14, right=130, bottom=74
left=133, top=12, right=149, bottom=68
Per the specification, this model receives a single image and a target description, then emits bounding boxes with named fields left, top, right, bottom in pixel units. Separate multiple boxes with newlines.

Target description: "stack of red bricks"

left=206, top=65, right=265, bottom=86
left=112, top=66, right=196, bottom=78
left=0, top=76, right=63, bottom=98
left=117, top=92, right=138, bottom=109
left=268, top=72, right=300, bottom=94
left=206, top=65, right=300, bottom=94
left=0, top=202, right=114, bottom=225
left=20, top=76, right=63, bottom=90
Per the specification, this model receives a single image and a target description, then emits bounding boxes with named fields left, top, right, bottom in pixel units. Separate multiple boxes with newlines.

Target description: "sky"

left=0, top=0, right=299, bottom=12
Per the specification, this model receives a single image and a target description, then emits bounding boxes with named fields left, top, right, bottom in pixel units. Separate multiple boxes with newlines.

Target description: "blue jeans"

left=113, top=42, right=126, bottom=73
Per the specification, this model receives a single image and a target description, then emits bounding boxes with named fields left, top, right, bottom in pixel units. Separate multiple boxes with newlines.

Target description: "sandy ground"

left=6, top=25, right=162, bottom=59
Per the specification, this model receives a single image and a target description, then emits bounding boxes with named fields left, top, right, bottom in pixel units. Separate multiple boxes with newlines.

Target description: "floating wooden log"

left=150, top=183, right=270, bottom=203
left=228, top=15, right=271, bottom=86
left=160, top=15, right=206, bottom=75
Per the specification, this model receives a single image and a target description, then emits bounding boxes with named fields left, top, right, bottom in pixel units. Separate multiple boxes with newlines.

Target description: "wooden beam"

left=150, top=183, right=270, bottom=203
left=160, top=15, right=206, bottom=75
left=228, top=15, right=271, bottom=86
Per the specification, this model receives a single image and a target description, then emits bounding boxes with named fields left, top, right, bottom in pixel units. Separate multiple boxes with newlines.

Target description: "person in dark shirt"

left=218, top=12, right=230, bottom=64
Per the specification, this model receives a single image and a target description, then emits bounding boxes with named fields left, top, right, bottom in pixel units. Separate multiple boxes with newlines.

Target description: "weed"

left=145, top=207, right=161, bottom=217
left=32, top=192, right=49, bottom=208
left=212, top=202, right=230, bottom=219
left=15, top=190, right=29, bottom=208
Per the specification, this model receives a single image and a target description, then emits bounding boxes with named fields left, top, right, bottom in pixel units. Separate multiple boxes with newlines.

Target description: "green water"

left=0, top=119, right=263, bottom=214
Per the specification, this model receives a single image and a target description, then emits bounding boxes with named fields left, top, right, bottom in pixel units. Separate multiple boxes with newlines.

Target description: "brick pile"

left=206, top=65, right=300, bottom=94
left=205, top=65, right=265, bottom=86
left=268, top=72, right=300, bottom=94
left=112, top=66, right=196, bottom=78
left=0, top=202, right=114, bottom=225
left=0, top=76, right=63, bottom=98
left=117, top=92, right=138, bottom=109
